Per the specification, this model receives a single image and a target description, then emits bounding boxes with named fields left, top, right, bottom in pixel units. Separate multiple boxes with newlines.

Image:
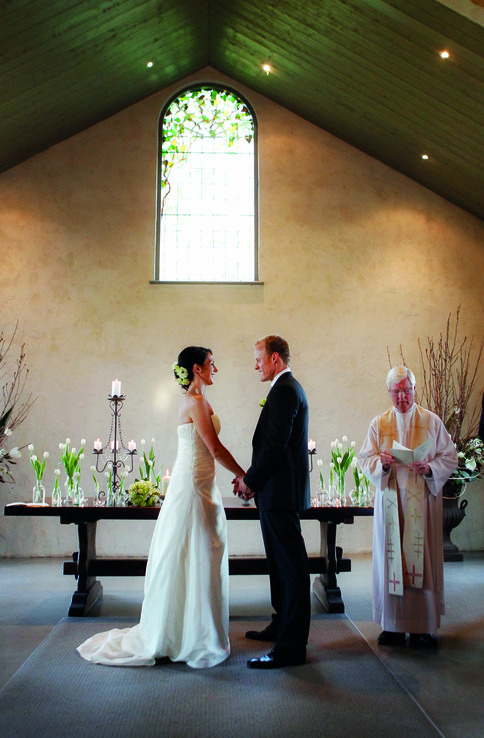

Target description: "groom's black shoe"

left=245, top=624, right=278, bottom=642
left=247, top=647, right=306, bottom=669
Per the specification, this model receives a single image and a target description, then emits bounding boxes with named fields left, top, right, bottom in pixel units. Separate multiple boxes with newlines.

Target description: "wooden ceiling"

left=2, top=0, right=484, bottom=221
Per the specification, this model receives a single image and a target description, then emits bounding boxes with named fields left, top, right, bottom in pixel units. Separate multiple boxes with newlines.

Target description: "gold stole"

left=380, top=406, right=428, bottom=596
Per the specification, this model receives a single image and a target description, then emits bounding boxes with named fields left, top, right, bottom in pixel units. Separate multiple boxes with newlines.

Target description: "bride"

left=77, top=346, right=245, bottom=668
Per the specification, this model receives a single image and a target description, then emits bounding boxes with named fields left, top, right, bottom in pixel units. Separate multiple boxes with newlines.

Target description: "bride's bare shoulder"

left=179, top=393, right=212, bottom=423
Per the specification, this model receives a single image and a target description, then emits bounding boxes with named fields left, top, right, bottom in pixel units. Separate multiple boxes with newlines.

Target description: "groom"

left=233, top=335, right=311, bottom=668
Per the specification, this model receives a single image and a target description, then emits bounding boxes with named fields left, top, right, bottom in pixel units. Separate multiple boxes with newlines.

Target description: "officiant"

left=358, top=366, right=457, bottom=649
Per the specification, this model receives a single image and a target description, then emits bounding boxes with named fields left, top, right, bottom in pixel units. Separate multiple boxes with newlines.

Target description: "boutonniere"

left=259, top=398, right=266, bottom=407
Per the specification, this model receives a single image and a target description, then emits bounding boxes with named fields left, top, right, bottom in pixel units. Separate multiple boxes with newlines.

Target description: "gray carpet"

left=0, top=615, right=442, bottom=738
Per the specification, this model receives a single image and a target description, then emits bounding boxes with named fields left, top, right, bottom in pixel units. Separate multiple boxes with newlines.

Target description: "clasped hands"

left=232, top=476, right=255, bottom=501
left=380, top=449, right=431, bottom=476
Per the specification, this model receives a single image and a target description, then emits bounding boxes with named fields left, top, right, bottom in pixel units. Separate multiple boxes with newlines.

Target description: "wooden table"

left=4, top=500, right=373, bottom=616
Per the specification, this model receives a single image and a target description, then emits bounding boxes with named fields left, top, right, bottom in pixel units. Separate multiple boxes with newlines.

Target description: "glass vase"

left=51, top=484, right=62, bottom=507
left=73, top=481, right=84, bottom=506
left=32, top=481, right=45, bottom=505
left=106, top=487, right=115, bottom=506
left=332, top=473, right=345, bottom=507
left=64, top=477, right=75, bottom=504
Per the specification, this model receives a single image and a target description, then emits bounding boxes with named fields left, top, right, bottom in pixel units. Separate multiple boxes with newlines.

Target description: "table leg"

left=68, top=520, right=103, bottom=616
left=312, top=520, right=345, bottom=613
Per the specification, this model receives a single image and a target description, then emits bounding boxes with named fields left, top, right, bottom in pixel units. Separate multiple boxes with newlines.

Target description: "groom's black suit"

left=244, top=371, right=311, bottom=655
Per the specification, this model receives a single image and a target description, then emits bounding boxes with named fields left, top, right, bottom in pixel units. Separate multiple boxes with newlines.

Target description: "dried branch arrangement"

left=389, top=307, right=483, bottom=448
left=0, top=322, right=34, bottom=444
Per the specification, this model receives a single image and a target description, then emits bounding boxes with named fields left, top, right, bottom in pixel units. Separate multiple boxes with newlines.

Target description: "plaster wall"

left=1, top=67, right=483, bottom=559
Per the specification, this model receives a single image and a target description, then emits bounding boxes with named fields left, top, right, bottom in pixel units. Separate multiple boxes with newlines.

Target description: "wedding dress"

left=77, top=415, right=230, bottom=668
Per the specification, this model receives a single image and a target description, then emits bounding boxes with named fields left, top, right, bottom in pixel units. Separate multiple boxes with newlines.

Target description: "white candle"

left=110, top=440, right=119, bottom=451
left=93, top=439, right=102, bottom=452
left=162, top=469, right=171, bottom=497
left=128, top=440, right=136, bottom=452
left=308, top=439, right=316, bottom=452
left=111, top=379, right=122, bottom=396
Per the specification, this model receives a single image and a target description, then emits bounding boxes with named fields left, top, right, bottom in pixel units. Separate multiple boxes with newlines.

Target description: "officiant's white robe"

left=359, top=404, right=457, bottom=633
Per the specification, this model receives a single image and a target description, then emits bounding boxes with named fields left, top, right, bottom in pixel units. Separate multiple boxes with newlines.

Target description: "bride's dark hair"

left=175, top=346, right=212, bottom=391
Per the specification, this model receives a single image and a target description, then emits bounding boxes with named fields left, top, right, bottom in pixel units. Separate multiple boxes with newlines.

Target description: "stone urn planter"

left=442, top=479, right=467, bottom=562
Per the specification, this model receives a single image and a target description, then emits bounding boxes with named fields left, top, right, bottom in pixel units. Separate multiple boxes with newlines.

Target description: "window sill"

left=149, top=280, right=264, bottom=286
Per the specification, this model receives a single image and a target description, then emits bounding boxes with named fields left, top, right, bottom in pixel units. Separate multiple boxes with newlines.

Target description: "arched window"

left=154, top=85, right=258, bottom=283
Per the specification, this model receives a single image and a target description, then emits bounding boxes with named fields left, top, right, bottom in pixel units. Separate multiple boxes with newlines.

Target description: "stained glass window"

left=155, top=86, right=258, bottom=282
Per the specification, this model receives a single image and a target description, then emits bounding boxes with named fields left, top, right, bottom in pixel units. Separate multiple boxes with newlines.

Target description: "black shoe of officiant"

left=377, top=630, right=406, bottom=646
left=409, top=633, right=438, bottom=649
left=245, top=624, right=278, bottom=641
left=247, top=647, right=306, bottom=669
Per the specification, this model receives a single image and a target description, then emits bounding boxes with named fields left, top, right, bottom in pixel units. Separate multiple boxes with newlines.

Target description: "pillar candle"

left=111, top=379, right=122, bottom=396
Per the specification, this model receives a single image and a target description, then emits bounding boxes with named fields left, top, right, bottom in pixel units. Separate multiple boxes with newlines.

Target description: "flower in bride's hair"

left=173, top=362, right=190, bottom=387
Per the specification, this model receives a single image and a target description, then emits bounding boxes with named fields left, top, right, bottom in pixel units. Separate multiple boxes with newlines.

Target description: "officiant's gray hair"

left=386, top=366, right=416, bottom=389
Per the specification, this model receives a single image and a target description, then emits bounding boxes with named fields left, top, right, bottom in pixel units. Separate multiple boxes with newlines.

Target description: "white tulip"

left=43, top=451, right=49, bottom=459
left=28, top=444, right=34, bottom=451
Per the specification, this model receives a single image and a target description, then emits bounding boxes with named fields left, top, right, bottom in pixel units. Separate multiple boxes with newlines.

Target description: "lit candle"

left=308, top=439, right=316, bottom=452
left=162, top=469, right=171, bottom=497
left=111, top=379, right=122, bottom=396
left=128, top=440, right=136, bottom=452
left=93, top=439, right=102, bottom=452
left=110, top=440, right=119, bottom=452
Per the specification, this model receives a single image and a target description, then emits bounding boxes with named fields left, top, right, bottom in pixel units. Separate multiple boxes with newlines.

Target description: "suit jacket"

left=244, top=372, right=310, bottom=512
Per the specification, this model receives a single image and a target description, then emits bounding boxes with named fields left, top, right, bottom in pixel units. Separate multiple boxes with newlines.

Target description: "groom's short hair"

left=259, top=335, right=291, bottom=365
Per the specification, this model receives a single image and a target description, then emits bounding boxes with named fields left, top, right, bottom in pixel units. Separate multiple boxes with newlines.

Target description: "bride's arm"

left=189, top=395, right=245, bottom=477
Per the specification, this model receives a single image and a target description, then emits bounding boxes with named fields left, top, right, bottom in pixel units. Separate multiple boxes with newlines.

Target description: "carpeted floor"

left=0, top=615, right=442, bottom=738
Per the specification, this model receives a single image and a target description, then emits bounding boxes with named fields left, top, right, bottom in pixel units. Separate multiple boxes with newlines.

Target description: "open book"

left=389, top=439, right=432, bottom=465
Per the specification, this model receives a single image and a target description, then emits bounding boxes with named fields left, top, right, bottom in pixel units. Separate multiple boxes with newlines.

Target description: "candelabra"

left=93, top=387, right=137, bottom=504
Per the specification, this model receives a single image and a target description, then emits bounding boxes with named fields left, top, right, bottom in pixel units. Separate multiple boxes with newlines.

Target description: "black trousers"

left=259, top=508, right=311, bottom=652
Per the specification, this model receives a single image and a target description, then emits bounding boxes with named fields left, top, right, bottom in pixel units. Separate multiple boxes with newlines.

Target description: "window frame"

left=152, top=83, right=260, bottom=285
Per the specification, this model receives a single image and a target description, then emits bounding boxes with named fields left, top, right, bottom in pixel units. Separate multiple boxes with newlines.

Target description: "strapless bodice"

left=175, top=415, right=220, bottom=482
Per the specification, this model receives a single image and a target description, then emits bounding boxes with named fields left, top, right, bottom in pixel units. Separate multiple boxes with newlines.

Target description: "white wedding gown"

left=77, top=415, right=230, bottom=668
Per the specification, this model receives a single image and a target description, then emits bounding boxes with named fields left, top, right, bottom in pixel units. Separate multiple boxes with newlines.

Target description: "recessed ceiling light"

left=440, top=50, right=450, bottom=59
left=262, top=63, right=271, bottom=75
left=147, top=61, right=154, bottom=68
left=422, top=154, right=429, bottom=160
